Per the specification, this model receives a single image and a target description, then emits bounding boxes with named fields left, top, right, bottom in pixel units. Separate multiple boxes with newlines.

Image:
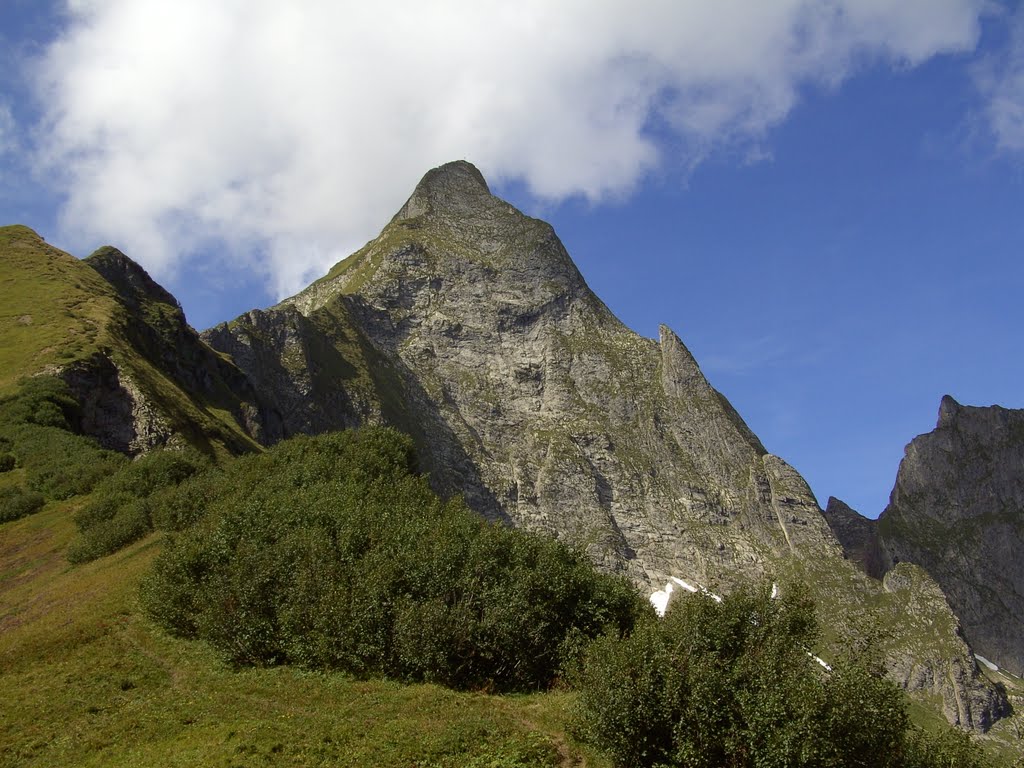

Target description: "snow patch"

left=649, top=576, right=831, bottom=672
left=650, top=577, right=777, bottom=617
left=975, top=654, right=999, bottom=672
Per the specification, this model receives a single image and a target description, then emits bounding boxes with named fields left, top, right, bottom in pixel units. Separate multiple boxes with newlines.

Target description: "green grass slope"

left=0, top=226, right=118, bottom=393
left=0, top=225, right=260, bottom=459
left=0, top=500, right=608, bottom=768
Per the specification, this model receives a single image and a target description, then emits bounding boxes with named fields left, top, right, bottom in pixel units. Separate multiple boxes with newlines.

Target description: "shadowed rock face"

left=822, top=497, right=885, bottom=579
left=85, top=246, right=181, bottom=311
left=878, top=396, right=1024, bottom=677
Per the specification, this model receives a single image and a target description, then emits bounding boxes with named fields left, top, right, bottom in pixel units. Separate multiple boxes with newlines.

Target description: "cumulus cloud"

left=975, top=4, right=1024, bottom=153
left=29, top=0, right=986, bottom=299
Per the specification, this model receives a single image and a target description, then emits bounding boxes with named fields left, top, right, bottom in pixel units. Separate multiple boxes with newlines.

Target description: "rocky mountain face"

left=0, top=225, right=268, bottom=458
left=822, top=496, right=885, bottom=579
left=1, top=165, right=1009, bottom=730
left=201, top=162, right=1004, bottom=729
left=209, top=161, right=839, bottom=586
left=875, top=396, right=1024, bottom=678
left=878, top=563, right=1009, bottom=729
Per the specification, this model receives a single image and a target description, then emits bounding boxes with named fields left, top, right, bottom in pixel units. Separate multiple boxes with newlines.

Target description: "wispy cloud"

left=0, top=103, right=14, bottom=156
left=975, top=3, right=1024, bottom=153
left=24, top=1, right=987, bottom=298
left=701, top=335, right=793, bottom=376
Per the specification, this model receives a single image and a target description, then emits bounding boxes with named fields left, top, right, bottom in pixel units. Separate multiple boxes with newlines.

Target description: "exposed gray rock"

left=79, top=247, right=277, bottom=453
left=822, top=497, right=885, bottom=579
left=273, top=160, right=838, bottom=588
left=199, top=161, right=1008, bottom=729
left=878, top=395, right=1024, bottom=677
left=58, top=352, right=180, bottom=454
left=881, top=564, right=1010, bottom=731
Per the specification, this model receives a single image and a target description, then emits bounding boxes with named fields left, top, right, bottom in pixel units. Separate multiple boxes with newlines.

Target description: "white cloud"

left=0, top=99, right=21, bottom=157
left=29, top=0, right=986, bottom=299
left=975, top=4, right=1024, bottom=153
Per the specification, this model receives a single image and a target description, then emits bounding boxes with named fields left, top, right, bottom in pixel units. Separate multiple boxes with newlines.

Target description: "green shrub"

left=901, top=725, right=987, bottom=768
left=0, top=452, right=15, bottom=472
left=67, top=497, right=153, bottom=563
left=68, top=448, right=213, bottom=562
left=22, top=428, right=125, bottom=500
left=148, top=469, right=223, bottom=531
left=0, top=376, right=124, bottom=501
left=570, top=584, right=985, bottom=768
left=0, top=486, right=46, bottom=523
left=0, top=376, right=79, bottom=430
left=141, top=427, right=645, bottom=691
left=97, top=447, right=211, bottom=500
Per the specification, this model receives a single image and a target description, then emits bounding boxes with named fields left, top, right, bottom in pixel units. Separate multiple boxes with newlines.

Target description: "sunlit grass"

left=0, top=502, right=607, bottom=768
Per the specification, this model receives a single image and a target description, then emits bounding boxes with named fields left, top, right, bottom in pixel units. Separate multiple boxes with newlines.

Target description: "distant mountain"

left=822, top=496, right=885, bottom=580
left=0, top=163, right=1009, bottom=731
left=874, top=396, right=1024, bottom=678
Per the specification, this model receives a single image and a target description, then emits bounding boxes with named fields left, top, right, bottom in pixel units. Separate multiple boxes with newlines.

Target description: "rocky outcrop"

left=878, top=396, right=1024, bottom=677
left=75, top=247, right=276, bottom=453
left=58, top=351, right=180, bottom=454
left=822, top=497, right=885, bottom=579
left=257, top=160, right=840, bottom=588
left=85, top=246, right=181, bottom=311
left=881, top=564, right=1009, bottom=731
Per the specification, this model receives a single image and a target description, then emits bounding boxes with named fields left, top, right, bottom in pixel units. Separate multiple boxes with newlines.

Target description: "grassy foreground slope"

left=0, top=500, right=607, bottom=768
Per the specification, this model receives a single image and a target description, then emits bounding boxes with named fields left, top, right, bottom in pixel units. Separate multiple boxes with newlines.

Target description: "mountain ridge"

left=0, top=162, right=1013, bottom=732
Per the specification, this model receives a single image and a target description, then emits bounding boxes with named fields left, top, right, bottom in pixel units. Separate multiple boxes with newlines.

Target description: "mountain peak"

left=394, top=160, right=493, bottom=222
left=937, top=394, right=961, bottom=428
left=85, top=245, right=180, bottom=311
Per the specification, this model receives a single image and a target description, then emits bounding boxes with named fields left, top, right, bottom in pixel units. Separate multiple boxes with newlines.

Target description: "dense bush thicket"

left=0, top=381, right=995, bottom=765
left=571, top=584, right=986, bottom=768
left=141, top=427, right=645, bottom=691
left=0, top=377, right=125, bottom=521
left=0, top=486, right=45, bottom=523
left=68, top=447, right=212, bottom=563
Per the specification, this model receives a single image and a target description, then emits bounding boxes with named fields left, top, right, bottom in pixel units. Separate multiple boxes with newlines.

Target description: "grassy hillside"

left=0, top=225, right=260, bottom=459
left=0, top=500, right=607, bottom=768
left=1, top=426, right=1013, bottom=767
left=0, top=226, right=118, bottom=394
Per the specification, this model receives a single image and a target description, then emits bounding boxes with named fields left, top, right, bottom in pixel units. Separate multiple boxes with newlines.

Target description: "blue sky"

left=2, top=2, right=1022, bottom=518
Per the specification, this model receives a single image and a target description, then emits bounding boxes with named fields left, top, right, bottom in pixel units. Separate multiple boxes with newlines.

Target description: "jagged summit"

left=394, top=160, right=492, bottom=222
left=821, top=497, right=884, bottom=579
left=937, top=393, right=961, bottom=427
left=878, top=397, right=1024, bottom=677
left=286, top=158, right=590, bottom=320
left=85, top=245, right=180, bottom=311
left=240, top=161, right=840, bottom=586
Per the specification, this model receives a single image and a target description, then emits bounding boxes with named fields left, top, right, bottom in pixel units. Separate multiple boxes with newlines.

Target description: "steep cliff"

left=214, top=161, right=838, bottom=586
left=822, top=496, right=886, bottom=579
left=878, top=395, right=1024, bottom=678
